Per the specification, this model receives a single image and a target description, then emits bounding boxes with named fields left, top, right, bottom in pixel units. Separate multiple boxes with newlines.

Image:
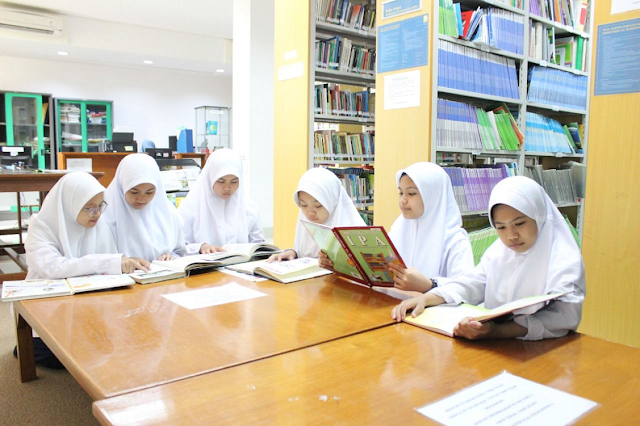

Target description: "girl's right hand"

left=267, top=249, right=297, bottom=262
left=122, top=256, right=151, bottom=274
left=200, top=244, right=225, bottom=254
left=391, top=295, right=429, bottom=322
left=318, top=250, right=334, bottom=270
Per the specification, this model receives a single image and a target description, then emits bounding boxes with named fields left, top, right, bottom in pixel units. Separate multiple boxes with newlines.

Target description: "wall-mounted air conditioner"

left=0, top=7, right=64, bottom=37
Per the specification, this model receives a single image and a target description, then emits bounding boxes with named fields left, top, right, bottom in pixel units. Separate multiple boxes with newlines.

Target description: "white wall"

left=0, top=56, right=232, bottom=147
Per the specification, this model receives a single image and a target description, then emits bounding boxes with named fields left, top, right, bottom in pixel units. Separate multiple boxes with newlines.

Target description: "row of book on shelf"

left=444, top=164, right=519, bottom=213
left=530, top=0, right=589, bottom=31
left=436, top=97, right=584, bottom=154
left=324, top=166, right=374, bottom=207
left=314, top=83, right=375, bottom=118
left=315, top=36, right=376, bottom=76
left=315, top=0, right=376, bottom=32
left=314, top=129, right=374, bottom=162
left=530, top=24, right=588, bottom=71
left=527, top=66, right=587, bottom=110
left=438, top=39, right=520, bottom=99
left=436, top=99, right=523, bottom=151
left=440, top=2, right=525, bottom=55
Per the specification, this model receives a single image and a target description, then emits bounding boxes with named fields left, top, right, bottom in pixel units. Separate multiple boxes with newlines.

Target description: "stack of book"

left=315, top=36, right=376, bottom=76
left=315, top=0, right=376, bottom=32
left=527, top=66, right=588, bottom=110
left=529, top=0, right=589, bottom=31
left=468, top=227, right=499, bottom=265
left=314, top=84, right=375, bottom=119
left=524, top=165, right=578, bottom=205
left=525, top=112, right=577, bottom=153
left=326, top=167, right=374, bottom=207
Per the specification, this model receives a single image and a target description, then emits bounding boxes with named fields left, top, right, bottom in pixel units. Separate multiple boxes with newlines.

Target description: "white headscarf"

left=25, top=171, right=117, bottom=258
left=389, top=162, right=469, bottom=277
left=178, top=148, right=249, bottom=246
left=483, top=176, right=585, bottom=312
left=103, top=154, right=184, bottom=260
left=293, top=168, right=366, bottom=258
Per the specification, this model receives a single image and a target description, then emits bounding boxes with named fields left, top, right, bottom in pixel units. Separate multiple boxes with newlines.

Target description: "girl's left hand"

left=317, top=250, right=334, bottom=270
left=157, top=253, right=176, bottom=261
left=453, top=318, right=496, bottom=340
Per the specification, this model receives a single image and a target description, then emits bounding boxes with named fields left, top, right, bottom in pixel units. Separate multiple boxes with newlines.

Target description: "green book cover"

left=301, top=220, right=406, bottom=287
left=575, top=36, right=584, bottom=71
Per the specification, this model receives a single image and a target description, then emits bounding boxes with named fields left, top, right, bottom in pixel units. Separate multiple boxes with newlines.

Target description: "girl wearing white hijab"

left=25, top=171, right=149, bottom=279
left=178, top=148, right=264, bottom=254
left=103, top=154, right=186, bottom=261
left=387, top=162, right=474, bottom=293
left=392, top=176, right=585, bottom=341
left=270, top=168, right=366, bottom=261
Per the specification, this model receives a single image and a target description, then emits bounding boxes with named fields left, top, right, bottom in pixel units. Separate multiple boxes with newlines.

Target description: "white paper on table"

left=162, top=282, right=267, bottom=310
left=416, top=371, right=598, bottom=426
left=218, top=268, right=268, bottom=282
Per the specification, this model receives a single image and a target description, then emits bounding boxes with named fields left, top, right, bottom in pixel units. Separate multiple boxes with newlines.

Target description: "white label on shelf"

left=480, top=44, right=490, bottom=52
left=556, top=152, right=563, bottom=158
left=284, top=50, right=297, bottom=60
left=540, top=60, right=548, bottom=67
left=552, top=105, right=560, bottom=111
left=471, top=150, right=481, bottom=156
left=278, top=62, right=304, bottom=81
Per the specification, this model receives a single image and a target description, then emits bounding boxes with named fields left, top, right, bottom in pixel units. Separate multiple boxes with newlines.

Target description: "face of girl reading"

left=213, top=174, right=239, bottom=200
left=76, top=192, right=106, bottom=228
left=492, top=204, right=539, bottom=253
left=125, top=183, right=156, bottom=210
left=298, top=191, right=329, bottom=224
left=398, top=174, right=424, bottom=219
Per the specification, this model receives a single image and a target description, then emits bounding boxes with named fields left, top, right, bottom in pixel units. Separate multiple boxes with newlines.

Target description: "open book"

left=301, top=220, right=406, bottom=287
left=1, top=275, right=135, bottom=302
left=226, top=257, right=332, bottom=284
left=404, top=292, right=570, bottom=337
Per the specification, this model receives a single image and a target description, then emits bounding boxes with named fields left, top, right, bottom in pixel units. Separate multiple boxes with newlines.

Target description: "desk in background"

left=58, top=152, right=206, bottom=186
left=14, top=272, right=397, bottom=400
left=93, top=324, right=640, bottom=425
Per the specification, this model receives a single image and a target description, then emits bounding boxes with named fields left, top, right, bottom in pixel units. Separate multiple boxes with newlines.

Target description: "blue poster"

left=595, top=18, right=640, bottom=96
left=378, top=14, right=429, bottom=74
left=383, top=0, right=422, bottom=19
left=207, top=121, right=218, bottom=135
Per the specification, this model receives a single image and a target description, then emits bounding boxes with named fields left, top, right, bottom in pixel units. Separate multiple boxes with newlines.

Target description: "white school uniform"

left=431, top=176, right=586, bottom=340
left=178, top=148, right=264, bottom=253
left=389, top=162, right=474, bottom=279
left=103, top=153, right=186, bottom=261
left=25, top=172, right=122, bottom=279
left=293, top=168, right=366, bottom=258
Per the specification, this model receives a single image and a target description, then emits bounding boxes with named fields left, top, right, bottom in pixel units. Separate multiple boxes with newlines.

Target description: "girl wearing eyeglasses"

left=103, top=154, right=186, bottom=261
left=24, top=171, right=150, bottom=278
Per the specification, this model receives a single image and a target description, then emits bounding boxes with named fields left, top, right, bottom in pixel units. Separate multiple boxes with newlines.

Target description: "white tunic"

left=25, top=172, right=122, bottom=279
left=178, top=148, right=265, bottom=252
left=431, top=176, right=585, bottom=340
left=103, top=153, right=186, bottom=260
left=389, top=162, right=474, bottom=279
left=293, top=168, right=365, bottom=258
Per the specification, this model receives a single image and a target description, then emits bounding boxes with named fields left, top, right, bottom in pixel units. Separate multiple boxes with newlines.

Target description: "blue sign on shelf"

left=595, top=18, right=640, bottom=96
left=378, top=14, right=429, bottom=74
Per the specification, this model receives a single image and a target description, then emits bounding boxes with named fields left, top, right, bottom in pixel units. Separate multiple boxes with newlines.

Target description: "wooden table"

left=14, top=272, right=397, bottom=400
left=0, top=170, right=103, bottom=281
left=93, top=324, right=640, bottom=425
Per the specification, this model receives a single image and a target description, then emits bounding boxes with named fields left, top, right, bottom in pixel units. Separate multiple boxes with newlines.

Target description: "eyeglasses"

left=82, top=201, right=108, bottom=217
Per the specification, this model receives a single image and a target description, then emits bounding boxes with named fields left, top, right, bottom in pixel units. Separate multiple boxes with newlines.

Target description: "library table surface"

left=93, top=324, right=640, bottom=425
left=14, top=271, right=397, bottom=400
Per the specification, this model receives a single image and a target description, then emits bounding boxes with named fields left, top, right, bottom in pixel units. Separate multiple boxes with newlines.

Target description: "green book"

left=562, top=125, right=577, bottom=152
left=301, top=220, right=406, bottom=287
left=575, top=36, right=584, bottom=71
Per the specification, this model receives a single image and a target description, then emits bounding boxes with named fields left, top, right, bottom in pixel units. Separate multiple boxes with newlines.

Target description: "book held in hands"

left=403, top=292, right=570, bottom=337
left=301, top=220, right=406, bottom=287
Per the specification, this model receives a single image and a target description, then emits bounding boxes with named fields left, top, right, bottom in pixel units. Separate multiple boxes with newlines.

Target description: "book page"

left=417, top=371, right=598, bottom=425
left=257, top=257, right=320, bottom=275
left=474, top=292, right=569, bottom=322
left=162, top=282, right=267, bottom=310
left=129, top=263, right=184, bottom=282
left=154, top=252, right=245, bottom=271
left=66, top=274, right=135, bottom=293
left=404, top=304, right=488, bottom=337
left=1, top=279, right=69, bottom=301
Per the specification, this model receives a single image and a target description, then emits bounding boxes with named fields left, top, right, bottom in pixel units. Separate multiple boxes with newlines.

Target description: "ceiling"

left=0, top=0, right=234, bottom=74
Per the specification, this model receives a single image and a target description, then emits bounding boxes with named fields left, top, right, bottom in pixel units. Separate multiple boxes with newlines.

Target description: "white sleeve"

left=26, top=243, right=122, bottom=279
left=439, top=237, right=475, bottom=278
left=246, top=201, right=265, bottom=243
left=430, top=260, right=487, bottom=306
left=185, top=243, right=204, bottom=255
left=513, top=284, right=584, bottom=341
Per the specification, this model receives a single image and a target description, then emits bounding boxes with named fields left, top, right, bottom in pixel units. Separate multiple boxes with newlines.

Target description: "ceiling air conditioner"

left=0, top=8, right=64, bottom=37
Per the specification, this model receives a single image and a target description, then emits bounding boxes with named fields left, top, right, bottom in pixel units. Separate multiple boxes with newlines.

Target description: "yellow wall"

left=373, top=3, right=434, bottom=229
left=579, top=2, right=640, bottom=347
left=273, top=0, right=311, bottom=248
